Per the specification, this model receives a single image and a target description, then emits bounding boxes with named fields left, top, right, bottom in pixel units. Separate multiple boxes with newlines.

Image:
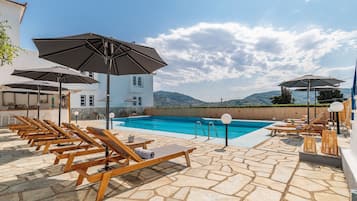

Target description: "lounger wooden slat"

left=21, top=119, right=64, bottom=146
left=31, top=120, right=82, bottom=154
left=76, top=127, right=195, bottom=201
left=52, top=123, right=154, bottom=172
left=7, top=116, right=32, bottom=131
left=321, top=130, right=338, bottom=156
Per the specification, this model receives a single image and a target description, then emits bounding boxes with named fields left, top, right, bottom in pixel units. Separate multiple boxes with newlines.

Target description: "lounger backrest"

left=15, top=116, right=31, bottom=126
left=25, top=118, right=47, bottom=130
left=87, top=127, right=143, bottom=162
left=34, top=119, right=58, bottom=134
left=44, top=120, right=73, bottom=139
left=63, top=123, right=102, bottom=148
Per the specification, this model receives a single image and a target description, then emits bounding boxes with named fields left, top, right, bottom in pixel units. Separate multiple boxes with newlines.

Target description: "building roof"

left=4, top=0, right=27, bottom=23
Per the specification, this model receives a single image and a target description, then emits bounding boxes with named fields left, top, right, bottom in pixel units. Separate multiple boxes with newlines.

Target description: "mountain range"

left=154, top=88, right=351, bottom=107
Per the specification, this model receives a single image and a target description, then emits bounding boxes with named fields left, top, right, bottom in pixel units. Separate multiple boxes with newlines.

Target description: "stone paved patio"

left=0, top=122, right=350, bottom=201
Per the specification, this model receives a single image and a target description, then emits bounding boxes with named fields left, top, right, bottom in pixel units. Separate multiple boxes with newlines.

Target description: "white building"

left=0, top=0, right=154, bottom=118
left=69, top=73, right=154, bottom=108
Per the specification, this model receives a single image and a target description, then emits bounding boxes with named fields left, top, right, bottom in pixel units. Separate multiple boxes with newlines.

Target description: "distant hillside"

left=154, top=91, right=205, bottom=107
left=154, top=88, right=351, bottom=107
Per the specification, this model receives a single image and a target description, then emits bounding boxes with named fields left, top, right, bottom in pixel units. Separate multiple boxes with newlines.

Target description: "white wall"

left=0, top=0, right=24, bottom=46
left=71, top=74, right=154, bottom=108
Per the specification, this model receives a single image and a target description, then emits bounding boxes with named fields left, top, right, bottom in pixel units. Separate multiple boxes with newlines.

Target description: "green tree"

left=317, top=89, right=343, bottom=103
left=271, top=86, right=293, bottom=104
left=0, top=20, right=18, bottom=65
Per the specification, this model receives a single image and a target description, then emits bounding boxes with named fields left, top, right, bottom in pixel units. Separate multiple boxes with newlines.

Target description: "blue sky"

left=18, top=0, right=357, bottom=101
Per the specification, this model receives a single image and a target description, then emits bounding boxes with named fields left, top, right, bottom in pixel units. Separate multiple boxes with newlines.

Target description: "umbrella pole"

left=106, top=73, right=110, bottom=130
left=37, top=87, right=40, bottom=119
left=307, top=80, right=310, bottom=124
left=26, top=92, right=29, bottom=118
left=104, top=42, right=113, bottom=170
left=58, top=80, right=62, bottom=126
left=314, top=89, right=317, bottom=118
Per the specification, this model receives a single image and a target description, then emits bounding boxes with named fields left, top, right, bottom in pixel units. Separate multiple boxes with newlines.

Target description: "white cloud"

left=145, top=22, right=357, bottom=95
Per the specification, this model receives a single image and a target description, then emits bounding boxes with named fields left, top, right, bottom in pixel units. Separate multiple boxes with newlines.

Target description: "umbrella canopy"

left=280, top=74, right=344, bottom=123
left=12, top=66, right=98, bottom=84
left=12, top=66, right=98, bottom=125
left=33, top=33, right=167, bottom=170
left=4, top=81, right=68, bottom=119
left=280, top=75, right=343, bottom=88
left=5, top=80, right=67, bottom=91
left=33, top=33, right=167, bottom=75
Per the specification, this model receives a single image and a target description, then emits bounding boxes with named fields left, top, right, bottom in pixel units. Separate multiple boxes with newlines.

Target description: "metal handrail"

left=194, top=120, right=205, bottom=138
left=208, top=121, right=219, bottom=137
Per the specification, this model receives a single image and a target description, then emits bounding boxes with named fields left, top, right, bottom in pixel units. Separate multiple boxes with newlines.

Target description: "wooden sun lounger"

left=13, top=116, right=42, bottom=136
left=266, top=126, right=304, bottom=136
left=16, top=117, right=55, bottom=138
left=51, top=123, right=154, bottom=172
left=33, top=120, right=82, bottom=154
left=7, top=116, right=32, bottom=131
left=21, top=118, right=59, bottom=143
left=73, top=127, right=195, bottom=201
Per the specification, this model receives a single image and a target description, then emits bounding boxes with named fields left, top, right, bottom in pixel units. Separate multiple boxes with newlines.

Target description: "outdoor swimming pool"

left=113, top=116, right=272, bottom=139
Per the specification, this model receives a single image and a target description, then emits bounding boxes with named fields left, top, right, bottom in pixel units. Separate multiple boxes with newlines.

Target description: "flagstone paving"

left=0, top=123, right=350, bottom=201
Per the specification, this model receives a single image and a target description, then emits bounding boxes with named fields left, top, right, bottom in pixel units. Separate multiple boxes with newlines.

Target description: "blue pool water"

left=113, top=116, right=272, bottom=139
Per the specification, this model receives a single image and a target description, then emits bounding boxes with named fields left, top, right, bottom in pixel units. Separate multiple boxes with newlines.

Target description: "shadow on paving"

left=280, top=136, right=304, bottom=147
left=0, top=159, right=187, bottom=201
left=0, top=129, right=13, bottom=134
left=0, top=165, right=84, bottom=201
left=0, top=148, right=34, bottom=166
left=0, top=135, right=21, bottom=143
left=86, top=161, right=187, bottom=200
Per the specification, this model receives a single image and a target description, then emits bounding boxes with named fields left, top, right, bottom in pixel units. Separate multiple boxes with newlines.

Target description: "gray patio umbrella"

left=5, top=81, right=68, bottom=119
left=280, top=75, right=344, bottom=123
left=294, top=86, right=340, bottom=118
left=33, top=33, right=167, bottom=170
left=12, top=66, right=98, bottom=125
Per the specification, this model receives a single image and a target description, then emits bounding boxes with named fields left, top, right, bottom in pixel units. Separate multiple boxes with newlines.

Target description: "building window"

left=138, top=97, right=142, bottom=106
left=132, top=96, right=137, bottom=106
left=89, top=95, right=94, bottom=106
left=80, top=95, right=86, bottom=106
left=132, top=76, right=137, bottom=86
left=138, top=77, right=143, bottom=87
left=88, top=72, right=94, bottom=78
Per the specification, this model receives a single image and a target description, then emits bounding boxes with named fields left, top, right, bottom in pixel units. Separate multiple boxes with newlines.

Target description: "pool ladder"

left=194, top=121, right=206, bottom=138
left=194, top=121, right=218, bottom=140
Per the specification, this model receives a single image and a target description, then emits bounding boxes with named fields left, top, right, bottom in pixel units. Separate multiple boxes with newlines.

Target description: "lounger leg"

left=76, top=168, right=88, bottom=186
left=42, top=143, right=51, bottom=154
left=54, top=157, right=60, bottom=165
left=35, top=145, right=42, bottom=151
left=96, top=171, right=112, bottom=201
left=184, top=151, right=191, bottom=167
left=64, top=154, right=75, bottom=172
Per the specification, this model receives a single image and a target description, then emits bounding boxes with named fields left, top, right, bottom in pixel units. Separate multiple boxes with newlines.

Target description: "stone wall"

left=70, top=107, right=146, bottom=120
left=144, top=106, right=329, bottom=121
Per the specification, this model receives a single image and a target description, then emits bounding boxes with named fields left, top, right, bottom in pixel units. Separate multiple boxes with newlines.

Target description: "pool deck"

left=0, top=120, right=350, bottom=201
